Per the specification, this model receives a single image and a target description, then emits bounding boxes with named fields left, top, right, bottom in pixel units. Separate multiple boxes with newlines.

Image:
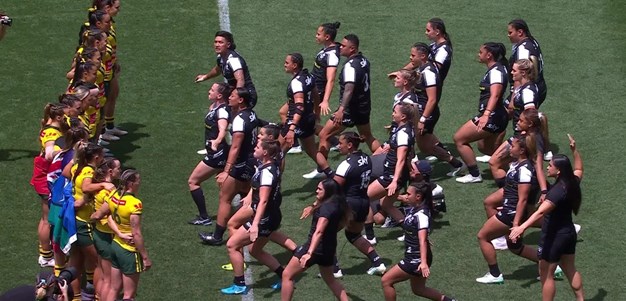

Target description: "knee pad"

left=345, top=231, right=361, bottom=244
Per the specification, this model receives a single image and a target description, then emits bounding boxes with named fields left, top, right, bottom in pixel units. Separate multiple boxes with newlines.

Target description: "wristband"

left=541, top=190, right=548, bottom=194
left=419, top=116, right=427, bottom=123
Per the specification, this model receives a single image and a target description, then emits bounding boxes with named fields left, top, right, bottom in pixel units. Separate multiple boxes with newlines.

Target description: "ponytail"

left=116, top=169, right=140, bottom=198
left=320, top=21, right=341, bottom=41
left=340, top=131, right=365, bottom=149
left=428, top=18, right=451, bottom=46
left=483, top=42, right=509, bottom=68
left=41, top=103, right=67, bottom=130
left=72, top=142, right=103, bottom=184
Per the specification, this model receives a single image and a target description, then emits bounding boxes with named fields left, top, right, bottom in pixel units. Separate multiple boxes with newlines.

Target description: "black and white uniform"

left=510, top=37, right=546, bottom=106
left=202, top=103, right=231, bottom=168
left=335, top=150, right=371, bottom=223
left=229, top=108, right=259, bottom=181
left=333, top=52, right=371, bottom=127
left=378, top=123, right=415, bottom=188
left=398, top=205, right=433, bottom=276
left=496, top=159, right=537, bottom=230
left=294, top=199, right=346, bottom=267
left=282, top=69, right=316, bottom=139
left=312, top=43, right=340, bottom=98
left=243, top=162, right=282, bottom=237
left=390, top=91, right=419, bottom=133
left=217, top=50, right=257, bottom=108
left=415, top=62, right=442, bottom=134
left=538, top=180, right=579, bottom=262
left=511, top=82, right=538, bottom=135
left=471, top=63, right=509, bottom=133
left=429, top=41, right=453, bottom=83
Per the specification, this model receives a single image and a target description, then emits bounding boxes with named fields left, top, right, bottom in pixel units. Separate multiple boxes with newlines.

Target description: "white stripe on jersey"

left=217, top=107, right=229, bottom=119
left=260, top=168, right=274, bottom=186
left=518, top=165, right=533, bottom=183
left=232, top=115, right=245, bottom=132
left=489, top=69, right=504, bottom=84
left=423, top=68, right=437, bottom=87
left=343, top=62, right=356, bottom=83
left=327, top=52, right=339, bottom=67
left=228, top=54, right=242, bottom=71
left=397, top=129, right=409, bottom=146
left=434, top=47, right=449, bottom=65
left=335, top=160, right=350, bottom=177
left=290, top=78, right=304, bottom=93
left=521, top=88, right=536, bottom=108
left=417, top=210, right=430, bottom=230
left=517, top=44, right=530, bottom=60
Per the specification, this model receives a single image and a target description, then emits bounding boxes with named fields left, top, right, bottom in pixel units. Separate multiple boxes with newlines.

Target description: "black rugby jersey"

left=230, top=108, right=259, bottom=164
left=383, top=123, right=415, bottom=177
left=312, top=43, right=340, bottom=90
left=511, top=82, right=538, bottom=131
left=250, top=162, right=282, bottom=218
left=339, top=52, right=371, bottom=110
left=307, top=199, right=344, bottom=254
left=415, top=62, right=442, bottom=110
left=216, top=50, right=256, bottom=93
left=478, top=63, right=508, bottom=113
left=543, top=181, right=577, bottom=235
left=429, top=41, right=452, bottom=82
left=390, top=91, right=419, bottom=132
left=335, top=150, right=371, bottom=198
left=510, top=37, right=545, bottom=91
left=286, top=69, right=316, bottom=122
left=403, top=206, right=430, bottom=258
left=204, top=103, right=230, bottom=153
left=502, top=159, right=536, bottom=211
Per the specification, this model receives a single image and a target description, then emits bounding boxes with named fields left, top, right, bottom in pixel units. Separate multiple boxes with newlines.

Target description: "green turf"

left=1, top=0, right=625, bottom=300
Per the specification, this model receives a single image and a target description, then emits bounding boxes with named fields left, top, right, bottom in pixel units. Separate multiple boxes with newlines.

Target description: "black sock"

left=488, top=264, right=501, bottom=277
left=322, top=167, right=334, bottom=177
left=292, top=138, right=300, bottom=148
left=333, top=256, right=341, bottom=273
left=234, top=275, right=245, bottom=286
left=274, top=266, right=284, bottom=278
left=367, top=250, right=382, bottom=266
left=214, top=224, right=226, bottom=240
left=105, top=117, right=115, bottom=130
left=329, top=135, right=339, bottom=146
left=190, top=188, right=208, bottom=218
left=495, top=177, right=505, bottom=188
left=364, top=223, right=375, bottom=240
left=468, top=165, right=480, bottom=177
left=449, top=157, right=463, bottom=168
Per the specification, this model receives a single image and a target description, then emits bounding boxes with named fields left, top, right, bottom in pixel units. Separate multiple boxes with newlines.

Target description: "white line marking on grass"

left=217, top=0, right=231, bottom=32
left=242, top=246, right=255, bottom=301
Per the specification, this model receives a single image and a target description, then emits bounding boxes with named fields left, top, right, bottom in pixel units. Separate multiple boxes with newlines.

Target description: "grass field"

left=1, top=0, right=625, bottom=300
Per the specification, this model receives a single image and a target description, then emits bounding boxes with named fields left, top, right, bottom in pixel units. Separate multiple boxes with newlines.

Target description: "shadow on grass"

left=0, top=149, right=39, bottom=162
left=105, top=122, right=149, bottom=162
left=282, top=180, right=319, bottom=198
left=588, top=288, right=608, bottom=301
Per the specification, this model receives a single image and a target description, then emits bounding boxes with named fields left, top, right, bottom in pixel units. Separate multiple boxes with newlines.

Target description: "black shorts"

left=331, top=106, right=370, bottom=127
left=418, top=107, right=440, bottom=134
left=248, top=89, right=258, bottom=109
left=229, top=161, right=254, bottom=182
left=243, top=214, right=281, bottom=237
left=104, top=81, right=111, bottom=98
left=293, top=244, right=335, bottom=267
left=347, top=197, right=369, bottom=223
left=377, top=170, right=408, bottom=190
left=495, top=208, right=525, bottom=228
left=202, top=146, right=229, bottom=169
left=538, top=231, right=576, bottom=263
left=471, top=112, right=508, bottom=134
left=281, top=116, right=316, bottom=140
left=370, top=199, right=381, bottom=214
left=398, top=251, right=433, bottom=277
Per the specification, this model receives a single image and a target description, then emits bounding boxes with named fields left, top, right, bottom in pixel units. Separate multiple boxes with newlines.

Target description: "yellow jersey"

left=39, top=126, right=62, bottom=155
left=108, top=191, right=143, bottom=252
left=103, top=44, right=115, bottom=81
left=71, top=164, right=96, bottom=222
left=94, top=189, right=114, bottom=233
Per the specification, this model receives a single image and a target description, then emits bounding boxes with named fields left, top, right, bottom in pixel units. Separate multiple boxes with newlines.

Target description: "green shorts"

left=75, top=220, right=94, bottom=247
left=111, top=241, right=144, bottom=275
left=93, top=228, right=113, bottom=260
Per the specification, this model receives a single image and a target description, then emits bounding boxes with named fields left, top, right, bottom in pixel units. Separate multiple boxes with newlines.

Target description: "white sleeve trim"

left=417, top=210, right=430, bottom=230
left=217, top=107, right=229, bottom=120
left=518, top=165, right=533, bottom=183
left=290, top=78, right=304, bottom=93
left=335, top=161, right=350, bottom=177
left=232, top=115, right=245, bottom=132
left=397, top=129, right=409, bottom=146
left=343, top=62, right=356, bottom=83
left=521, top=88, right=536, bottom=108
left=517, top=44, right=530, bottom=60
left=327, top=52, right=339, bottom=67
left=423, top=69, right=437, bottom=87
left=434, top=48, right=449, bottom=65
left=489, top=69, right=504, bottom=84
left=228, top=55, right=243, bottom=71
left=260, top=169, right=274, bottom=186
